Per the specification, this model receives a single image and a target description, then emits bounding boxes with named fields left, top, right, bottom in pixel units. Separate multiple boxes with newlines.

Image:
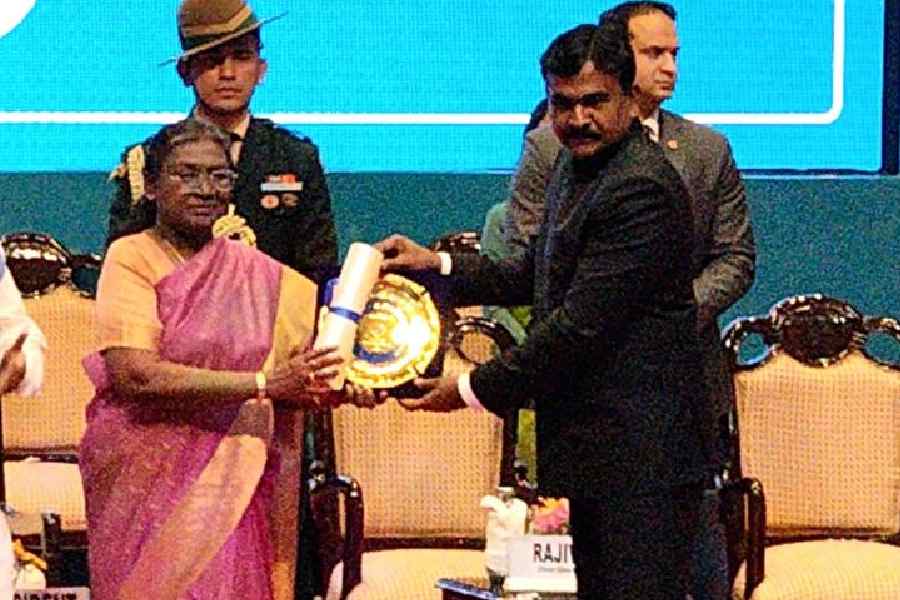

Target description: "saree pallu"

left=80, top=237, right=316, bottom=600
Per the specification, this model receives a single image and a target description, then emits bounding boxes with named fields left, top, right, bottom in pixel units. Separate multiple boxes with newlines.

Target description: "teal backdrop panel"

left=0, top=173, right=897, bottom=324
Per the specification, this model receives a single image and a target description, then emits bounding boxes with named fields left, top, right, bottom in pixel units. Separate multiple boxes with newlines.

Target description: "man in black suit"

left=376, top=19, right=707, bottom=600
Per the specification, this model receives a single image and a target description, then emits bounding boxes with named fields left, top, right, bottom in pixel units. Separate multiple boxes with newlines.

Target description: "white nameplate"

left=15, top=588, right=90, bottom=600
left=504, top=534, right=577, bottom=593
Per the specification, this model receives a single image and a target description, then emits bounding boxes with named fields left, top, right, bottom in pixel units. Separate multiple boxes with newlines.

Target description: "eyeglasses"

left=164, top=167, right=237, bottom=192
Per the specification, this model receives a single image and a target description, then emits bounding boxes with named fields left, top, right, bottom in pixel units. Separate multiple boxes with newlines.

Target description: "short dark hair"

left=145, top=119, right=232, bottom=181
left=540, top=21, right=635, bottom=94
left=540, top=24, right=598, bottom=81
left=601, top=1, right=677, bottom=25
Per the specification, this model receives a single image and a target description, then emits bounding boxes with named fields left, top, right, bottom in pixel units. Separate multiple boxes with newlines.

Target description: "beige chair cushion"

left=333, top=403, right=502, bottom=538
left=732, top=539, right=900, bottom=600
left=3, top=287, right=94, bottom=450
left=735, top=351, right=900, bottom=534
left=4, top=460, right=86, bottom=531
left=326, top=548, right=484, bottom=600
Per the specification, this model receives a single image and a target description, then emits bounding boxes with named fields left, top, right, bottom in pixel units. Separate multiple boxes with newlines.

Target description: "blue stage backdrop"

left=0, top=0, right=885, bottom=172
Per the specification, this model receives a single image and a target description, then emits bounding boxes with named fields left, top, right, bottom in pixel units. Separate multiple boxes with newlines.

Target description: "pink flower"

left=529, top=498, right=570, bottom=534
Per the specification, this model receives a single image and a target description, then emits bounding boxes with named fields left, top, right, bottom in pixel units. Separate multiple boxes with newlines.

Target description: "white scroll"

left=314, top=243, right=384, bottom=389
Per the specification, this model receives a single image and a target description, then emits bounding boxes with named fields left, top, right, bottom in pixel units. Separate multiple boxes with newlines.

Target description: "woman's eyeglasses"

left=164, top=167, right=237, bottom=192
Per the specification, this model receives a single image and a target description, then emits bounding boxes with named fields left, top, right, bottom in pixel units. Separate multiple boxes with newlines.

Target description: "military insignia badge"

left=282, top=193, right=299, bottom=208
left=260, top=194, right=280, bottom=209
left=213, top=204, right=257, bottom=247
left=126, top=145, right=146, bottom=206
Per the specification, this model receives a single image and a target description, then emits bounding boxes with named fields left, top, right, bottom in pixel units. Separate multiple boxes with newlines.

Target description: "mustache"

left=565, top=127, right=603, bottom=141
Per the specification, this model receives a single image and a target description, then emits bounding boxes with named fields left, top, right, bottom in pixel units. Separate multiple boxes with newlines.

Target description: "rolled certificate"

left=314, top=243, right=384, bottom=389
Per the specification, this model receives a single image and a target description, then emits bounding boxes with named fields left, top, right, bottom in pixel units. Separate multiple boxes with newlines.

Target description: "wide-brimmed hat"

left=162, top=0, right=284, bottom=65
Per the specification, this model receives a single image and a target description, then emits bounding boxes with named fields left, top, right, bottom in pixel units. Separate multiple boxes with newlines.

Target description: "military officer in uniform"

left=107, top=0, right=338, bottom=280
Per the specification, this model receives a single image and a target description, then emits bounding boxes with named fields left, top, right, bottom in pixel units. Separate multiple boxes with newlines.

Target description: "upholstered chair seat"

left=723, top=295, right=900, bottom=600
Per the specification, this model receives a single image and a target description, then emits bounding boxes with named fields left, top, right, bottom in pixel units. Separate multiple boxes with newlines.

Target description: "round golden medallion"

left=345, top=273, right=441, bottom=389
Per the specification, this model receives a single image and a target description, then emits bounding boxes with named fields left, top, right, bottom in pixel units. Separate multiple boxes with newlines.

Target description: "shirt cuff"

left=458, top=371, right=485, bottom=412
left=437, top=252, right=452, bottom=276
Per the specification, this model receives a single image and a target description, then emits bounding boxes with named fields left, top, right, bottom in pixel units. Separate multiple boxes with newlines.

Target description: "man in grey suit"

left=508, top=3, right=755, bottom=350
left=505, top=5, right=755, bottom=597
left=502, top=124, right=562, bottom=257
left=614, top=3, right=755, bottom=597
left=377, top=20, right=707, bottom=599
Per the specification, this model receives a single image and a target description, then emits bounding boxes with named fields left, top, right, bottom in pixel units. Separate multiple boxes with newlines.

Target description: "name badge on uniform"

left=260, top=173, right=304, bottom=193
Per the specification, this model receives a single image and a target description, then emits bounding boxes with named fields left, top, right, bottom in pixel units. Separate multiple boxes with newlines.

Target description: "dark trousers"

left=690, top=490, right=729, bottom=600
left=569, top=484, right=703, bottom=600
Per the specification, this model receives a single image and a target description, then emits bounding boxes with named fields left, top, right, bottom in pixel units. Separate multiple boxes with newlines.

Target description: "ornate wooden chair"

left=722, top=294, right=900, bottom=600
left=0, top=232, right=99, bottom=585
left=311, top=230, right=520, bottom=600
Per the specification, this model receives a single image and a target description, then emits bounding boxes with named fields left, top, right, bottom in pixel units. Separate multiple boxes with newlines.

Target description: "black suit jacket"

left=452, top=125, right=707, bottom=499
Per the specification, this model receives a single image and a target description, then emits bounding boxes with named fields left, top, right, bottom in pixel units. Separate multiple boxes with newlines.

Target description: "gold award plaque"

left=345, top=274, right=441, bottom=389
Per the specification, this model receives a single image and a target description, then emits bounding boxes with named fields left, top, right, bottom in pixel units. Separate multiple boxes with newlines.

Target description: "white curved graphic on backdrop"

left=0, top=0, right=845, bottom=126
left=0, top=0, right=35, bottom=39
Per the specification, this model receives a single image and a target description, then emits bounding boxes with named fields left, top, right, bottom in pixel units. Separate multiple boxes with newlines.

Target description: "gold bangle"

left=255, top=371, right=267, bottom=401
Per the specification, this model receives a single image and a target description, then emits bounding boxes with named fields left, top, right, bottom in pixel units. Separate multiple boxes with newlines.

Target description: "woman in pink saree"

left=80, top=120, right=342, bottom=600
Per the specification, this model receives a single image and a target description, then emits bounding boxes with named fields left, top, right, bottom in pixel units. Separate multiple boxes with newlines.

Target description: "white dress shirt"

left=641, top=109, right=661, bottom=143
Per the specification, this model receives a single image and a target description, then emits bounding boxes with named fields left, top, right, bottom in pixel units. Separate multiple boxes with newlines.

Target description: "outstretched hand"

left=0, top=334, right=27, bottom=395
left=374, top=235, right=442, bottom=272
left=398, top=375, right=466, bottom=412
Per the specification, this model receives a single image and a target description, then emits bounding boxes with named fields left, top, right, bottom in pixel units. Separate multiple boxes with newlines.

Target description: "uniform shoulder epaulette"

left=124, top=145, right=147, bottom=206
left=107, top=144, right=145, bottom=203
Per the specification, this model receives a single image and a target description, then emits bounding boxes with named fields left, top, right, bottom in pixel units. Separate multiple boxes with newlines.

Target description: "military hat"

left=162, top=0, right=284, bottom=65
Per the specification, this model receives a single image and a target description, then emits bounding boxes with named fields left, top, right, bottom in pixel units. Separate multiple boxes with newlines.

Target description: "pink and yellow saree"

left=80, top=233, right=316, bottom=600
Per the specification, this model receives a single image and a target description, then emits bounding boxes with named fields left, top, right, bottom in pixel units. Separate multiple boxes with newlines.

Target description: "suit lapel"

left=658, top=111, right=688, bottom=176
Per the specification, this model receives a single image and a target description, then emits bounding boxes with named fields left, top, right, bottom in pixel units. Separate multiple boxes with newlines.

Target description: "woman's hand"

left=267, top=344, right=343, bottom=409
